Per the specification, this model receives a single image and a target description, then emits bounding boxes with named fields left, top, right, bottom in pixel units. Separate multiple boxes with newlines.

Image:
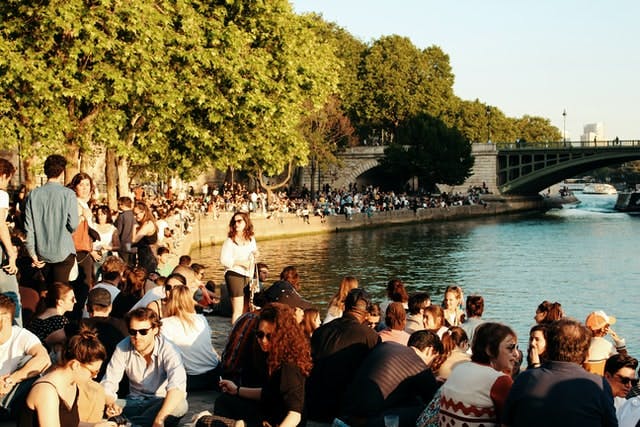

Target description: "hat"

left=585, top=310, right=616, bottom=330
left=262, top=281, right=312, bottom=311
left=87, top=288, right=111, bottom=307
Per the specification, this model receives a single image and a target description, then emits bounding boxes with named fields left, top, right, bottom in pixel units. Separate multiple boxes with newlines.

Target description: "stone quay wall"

left=183, top=195, right=544, bottom=252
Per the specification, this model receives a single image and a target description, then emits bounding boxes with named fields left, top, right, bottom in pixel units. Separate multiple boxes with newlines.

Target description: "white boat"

left=561, top=178, right=588, bottom=192
left=582, top=183, right=617, bottom=195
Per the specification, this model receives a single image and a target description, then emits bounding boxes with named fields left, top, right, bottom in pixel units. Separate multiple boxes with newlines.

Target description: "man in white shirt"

left=0, top=294, right=50, bottom=421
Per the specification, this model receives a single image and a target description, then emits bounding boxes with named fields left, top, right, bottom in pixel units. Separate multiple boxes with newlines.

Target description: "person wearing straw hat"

left=584, top=310, right=628, bottom=375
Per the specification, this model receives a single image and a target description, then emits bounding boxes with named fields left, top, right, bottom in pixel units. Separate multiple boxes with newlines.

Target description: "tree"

left=299, top=95, right=357, bottom=196
left=380, top=114, right=474, bottom=191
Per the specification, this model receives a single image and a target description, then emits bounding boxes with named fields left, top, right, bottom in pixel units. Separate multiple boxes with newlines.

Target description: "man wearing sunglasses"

left=603, top=354, right=638, bottom=411
left=101, top=307, right=188, bottom=427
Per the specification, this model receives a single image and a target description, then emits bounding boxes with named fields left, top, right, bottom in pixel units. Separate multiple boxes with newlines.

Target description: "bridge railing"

left=497, top=140, right=640, bottom=150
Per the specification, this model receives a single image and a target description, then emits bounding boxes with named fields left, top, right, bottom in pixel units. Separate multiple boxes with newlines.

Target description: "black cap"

left=262, top=281, right=312, bottom=311
left=87, top=287, right=111, bottom=307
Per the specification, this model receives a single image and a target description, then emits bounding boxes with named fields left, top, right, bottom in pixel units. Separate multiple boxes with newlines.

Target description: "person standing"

left=24, top=154, right=78, bottom=285
left=114, top=197, right=135, bottom=268
left=0, top=159, right=21, bottom=325
left=131, top=201, right=158, bottom=275
left=68, top=172, right=97, bottom=320
left=220, top=212, right=258, bottom=324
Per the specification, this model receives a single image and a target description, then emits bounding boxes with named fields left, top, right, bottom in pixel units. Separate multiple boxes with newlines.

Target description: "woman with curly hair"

left=220, top=211, right=258, bottom=324
left=199, top=303, right=312, bottom=427
left=323, top=276, right=358, bottom=324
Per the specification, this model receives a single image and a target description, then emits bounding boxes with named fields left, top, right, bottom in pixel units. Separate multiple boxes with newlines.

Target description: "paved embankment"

left=184, top=195, right=544, bottom=251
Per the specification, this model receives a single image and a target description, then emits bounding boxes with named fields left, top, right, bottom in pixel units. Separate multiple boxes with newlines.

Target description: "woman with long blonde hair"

left=161, top=285, right=221, bottom=391
left=323, top=276, right=358, bottom=324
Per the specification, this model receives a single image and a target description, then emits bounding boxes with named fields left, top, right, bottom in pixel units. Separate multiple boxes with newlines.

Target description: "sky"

left=291, top=0, right=640, bottom=141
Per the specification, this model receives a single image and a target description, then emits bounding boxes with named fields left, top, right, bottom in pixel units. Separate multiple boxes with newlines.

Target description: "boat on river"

left=582, top=183, right=617, bottom=195
left=614, top=191, right=640, bottom=213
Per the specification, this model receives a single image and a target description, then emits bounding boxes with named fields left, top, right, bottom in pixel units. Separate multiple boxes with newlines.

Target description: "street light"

left=486, top=106, right=491, bottom=144
left=562, top=109, right=567, bottom=143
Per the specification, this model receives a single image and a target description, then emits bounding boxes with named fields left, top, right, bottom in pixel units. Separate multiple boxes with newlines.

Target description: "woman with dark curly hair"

left=220, top=212, right=258, bottom=324
left=198, top=303, right=312, bottom=427
left=533, top=300, right=564, bottom=324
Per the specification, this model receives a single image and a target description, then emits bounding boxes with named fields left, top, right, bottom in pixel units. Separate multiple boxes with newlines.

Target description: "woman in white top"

left=220, top=212, right=258, bottom=324
left=161, top=285, right=221, bottom=391
left=323, top=276, right=358, bottom=325
left=92, top=205, right=119, bottom=279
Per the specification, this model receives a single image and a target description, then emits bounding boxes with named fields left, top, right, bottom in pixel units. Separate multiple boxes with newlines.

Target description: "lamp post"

left=562, top=109, right=567, bottom=143
left=486, top=106, right=491, bottom=144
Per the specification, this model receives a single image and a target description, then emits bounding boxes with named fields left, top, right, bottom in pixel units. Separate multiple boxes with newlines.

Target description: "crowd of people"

left=0, top=154, right=635, bottom=427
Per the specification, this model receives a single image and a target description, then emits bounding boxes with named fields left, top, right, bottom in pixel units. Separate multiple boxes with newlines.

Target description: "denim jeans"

left=117, top=395, right=188, bottom=427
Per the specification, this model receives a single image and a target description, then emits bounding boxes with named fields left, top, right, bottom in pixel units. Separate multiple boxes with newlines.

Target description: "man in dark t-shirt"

left=307, top=289, right=381, bottom=422
left=341, top=331, right=442, bottom=427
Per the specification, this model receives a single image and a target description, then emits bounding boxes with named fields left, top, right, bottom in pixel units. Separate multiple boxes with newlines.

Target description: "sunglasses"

left=255, top=331, right=272, bottom=341
left=129, top=328, right=152, bottom=336
left=616, top=374, right=639, bottom=386
left=81, top=363, right=101, bottom=378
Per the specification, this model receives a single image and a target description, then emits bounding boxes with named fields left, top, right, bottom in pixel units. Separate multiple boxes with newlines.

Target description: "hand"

left=2, top=256, right=17, bottom=275
left=0, top=374, right=15, bottom=395
left=105, top=402, right=122, bottom=418
left=219, top=379, right=238, bottom=395
left=31, top=257, right=45, bottom=269
left=90, top=251, right=102, bottom=261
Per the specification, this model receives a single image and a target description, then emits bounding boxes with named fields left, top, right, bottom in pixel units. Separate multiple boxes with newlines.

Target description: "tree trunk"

left=65, top=145, right=81, bottom=182
left=105, top=149, right=118, bottom=210
left=116, top=156, right=130, bottom=198
left=23, top=154, right=37, bottom=191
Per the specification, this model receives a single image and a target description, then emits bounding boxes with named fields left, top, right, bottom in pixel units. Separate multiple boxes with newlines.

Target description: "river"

left=191, top=193, right=640, bottom=356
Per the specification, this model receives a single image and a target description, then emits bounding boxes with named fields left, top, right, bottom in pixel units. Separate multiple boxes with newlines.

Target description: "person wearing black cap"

left=306, top=288, right=381, bottom=422
left=260, top=280, right=312, bottom=323
left=66, top=287, right=127, bottom=382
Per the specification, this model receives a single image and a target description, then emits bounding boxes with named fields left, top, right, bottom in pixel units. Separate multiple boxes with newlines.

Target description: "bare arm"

left=152, top=388, right=186, bottom=427
left=132, top=221, right=156, bottom=243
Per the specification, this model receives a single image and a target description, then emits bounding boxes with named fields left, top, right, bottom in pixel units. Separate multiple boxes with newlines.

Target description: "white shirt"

left=161, top=314, right=220, bottom=375
left=130, top=286, right=165, bottom=312
left=0, top=326, right=41, bottom=376
left=219, top=237, right=257, bottom=277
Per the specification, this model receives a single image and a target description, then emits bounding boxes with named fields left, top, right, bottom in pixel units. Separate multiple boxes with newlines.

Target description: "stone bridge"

left=300, top=140, right=640, bottom=195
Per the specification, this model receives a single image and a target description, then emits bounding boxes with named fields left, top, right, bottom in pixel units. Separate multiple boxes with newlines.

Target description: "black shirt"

left=306, top=313, right=380, bottom=422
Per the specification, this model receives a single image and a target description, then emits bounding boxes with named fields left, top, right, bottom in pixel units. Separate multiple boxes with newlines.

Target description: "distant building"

left=580, top=123, right=606, bottom=145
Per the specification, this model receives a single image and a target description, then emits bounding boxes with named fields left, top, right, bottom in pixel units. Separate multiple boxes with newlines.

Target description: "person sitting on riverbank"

left=307, top=288, right=380, bottom=422
left=527, top=324, right=548, bottom=369
left=437, top=326, right=471, bottom=381
left=379, top=278, right=409, bottom=316
left=440, top=322, right=518, bottom=427
left=603, top=353, right=638, bottom=412
left=461, top=294, right=485, bottom=344
left=339, top=331, right=442, bottom=427
left=584, top=310, right=628, bottom=375
left=378, top=302, right=410, bottom=345
left=424, top=305, right=448, bottom=339
left=323, top=276, right=359, bottom=325
left=534, top=300, right=564, bottom=324
left=405, top=292, right=430, bottom=334
left=442, top=285, right=465, bottom=327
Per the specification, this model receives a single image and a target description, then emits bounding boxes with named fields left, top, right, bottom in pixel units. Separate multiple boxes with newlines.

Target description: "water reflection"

left=192, top=205, right=640, bottom=355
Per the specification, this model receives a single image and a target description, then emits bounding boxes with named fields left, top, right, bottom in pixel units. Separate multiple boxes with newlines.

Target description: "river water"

left=191, top=193, right=640, bottom=355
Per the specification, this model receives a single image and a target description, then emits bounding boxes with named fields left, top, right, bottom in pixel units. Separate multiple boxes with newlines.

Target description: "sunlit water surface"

left=192, top=193, right=640, bottom=354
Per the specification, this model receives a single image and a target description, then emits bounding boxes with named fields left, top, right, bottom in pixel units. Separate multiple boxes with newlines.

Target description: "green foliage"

left=380, top=114, right=474, bottom=189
